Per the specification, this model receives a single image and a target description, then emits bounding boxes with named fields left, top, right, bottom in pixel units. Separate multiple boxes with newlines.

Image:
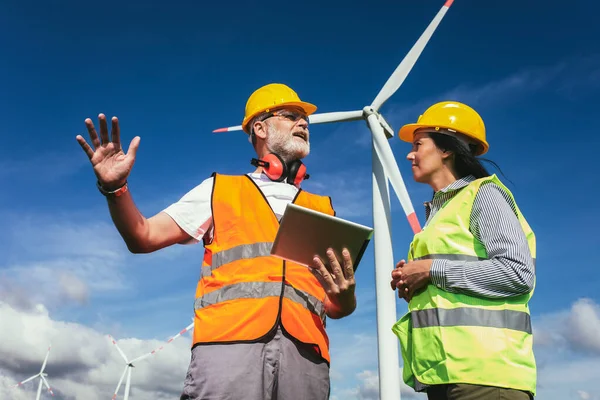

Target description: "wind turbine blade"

left=40, top=345, right=51, bottom=373
left=212, top=125, right=243, bottom=133
left=166, top=322, right=195, bottom=344
left=14, top=373, right=40, bottom=387
left=108, top=335, right=129, bottom=363
left=129, top=321, right=195, bottom=364
left=370, top=0, right=454, bottom=111
left=308, top=110, right=363, bottom=124
left=367, top=114, right=422, bottom=233
left=129, top=351, right=155, bottom=364
left=112, top=365, right=128, bottom=400
left=40, top=376, right=54, bottom=397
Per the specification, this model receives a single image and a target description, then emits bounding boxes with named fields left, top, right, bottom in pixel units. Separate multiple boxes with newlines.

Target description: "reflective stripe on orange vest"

left=201, top=242, right=273, bottom=278
left=194, top=281, right=326, bottom=323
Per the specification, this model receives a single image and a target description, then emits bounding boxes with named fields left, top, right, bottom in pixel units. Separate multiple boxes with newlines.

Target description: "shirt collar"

left=434, top=175, right=476, bottom=196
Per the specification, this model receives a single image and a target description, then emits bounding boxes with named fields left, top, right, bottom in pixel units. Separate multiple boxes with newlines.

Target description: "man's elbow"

left=125, top=239, right=154, bottom=254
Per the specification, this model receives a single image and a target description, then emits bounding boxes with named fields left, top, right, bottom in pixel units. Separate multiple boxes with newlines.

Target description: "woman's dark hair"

left=429, top=133, right=508, bottom=181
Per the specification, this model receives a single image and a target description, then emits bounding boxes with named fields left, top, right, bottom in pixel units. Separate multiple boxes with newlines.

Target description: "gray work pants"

left=180, top=326, right=330, bottom=400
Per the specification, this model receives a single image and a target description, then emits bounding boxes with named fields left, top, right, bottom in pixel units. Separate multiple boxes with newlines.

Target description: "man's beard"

left=266, top=124, right=310, bottom=162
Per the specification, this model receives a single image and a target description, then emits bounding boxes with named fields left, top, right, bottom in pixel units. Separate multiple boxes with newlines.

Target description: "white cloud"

left=565, top=298, right=600, bottom=355
left=534, top=298, right=600, bottom=356
left=0, top=301, right=192, bottom=400
left=578, top=390, right=592, bottom=400
left=58, top=271, right=89, bottom=305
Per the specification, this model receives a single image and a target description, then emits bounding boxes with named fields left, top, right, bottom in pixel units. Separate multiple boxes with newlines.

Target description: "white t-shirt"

left=162, top=172, right=300, bottom=243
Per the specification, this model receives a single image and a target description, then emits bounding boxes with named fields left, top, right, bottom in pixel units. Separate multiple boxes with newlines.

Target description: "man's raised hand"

left=76, top=114, right=140, bottom=189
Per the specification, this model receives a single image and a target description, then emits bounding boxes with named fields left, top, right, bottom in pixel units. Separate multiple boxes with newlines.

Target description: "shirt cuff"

left=430, top=259, right=448, bottom=290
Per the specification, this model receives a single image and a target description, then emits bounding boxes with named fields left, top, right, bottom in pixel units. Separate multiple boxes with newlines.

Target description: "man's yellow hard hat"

left=241, top=83, right=317, bottom=133
left=398, top=101, right=489, bottom=156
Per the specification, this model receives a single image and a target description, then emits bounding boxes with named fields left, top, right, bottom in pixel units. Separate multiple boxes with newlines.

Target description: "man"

left=76, top=83, right=357, bottom=400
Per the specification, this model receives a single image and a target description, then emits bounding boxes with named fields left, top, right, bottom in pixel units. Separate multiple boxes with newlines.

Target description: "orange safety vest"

left=192, top=173, right=336, bottom=362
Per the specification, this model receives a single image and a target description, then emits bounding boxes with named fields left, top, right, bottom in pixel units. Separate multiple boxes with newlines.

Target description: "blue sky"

left=1, top=0, right=599, bottom=399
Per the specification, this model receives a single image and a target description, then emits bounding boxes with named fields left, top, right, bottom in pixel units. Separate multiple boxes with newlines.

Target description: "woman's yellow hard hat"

left=241, top=83, right=317, bottom=133
left=398, top=101, right=489, bottom=155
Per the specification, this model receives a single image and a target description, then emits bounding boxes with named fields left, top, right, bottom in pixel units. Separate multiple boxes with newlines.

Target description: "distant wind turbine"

left=14, top=345, right=55, bottom=399
left=109, top=321, right=194, bottom=400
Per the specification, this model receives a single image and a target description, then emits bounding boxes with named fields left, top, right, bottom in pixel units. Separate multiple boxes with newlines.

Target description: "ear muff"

left=286, top=160, right=309, bottom=187
left=251, top=153, right=287, bottom=182
left=250, top=154, right=310, bottom=187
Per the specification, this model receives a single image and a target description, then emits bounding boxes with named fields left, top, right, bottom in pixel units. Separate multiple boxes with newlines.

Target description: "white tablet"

left=270, top=203, right=374, bottom=271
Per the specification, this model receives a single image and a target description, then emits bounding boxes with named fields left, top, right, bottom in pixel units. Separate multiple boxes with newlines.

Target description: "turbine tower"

left=214, top=1, right=454, bottom=397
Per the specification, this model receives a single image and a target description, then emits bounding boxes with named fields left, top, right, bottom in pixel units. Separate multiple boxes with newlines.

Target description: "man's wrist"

left=325, top=293, right=356, bottom=319
left=97, top=180, right=129, bottom=197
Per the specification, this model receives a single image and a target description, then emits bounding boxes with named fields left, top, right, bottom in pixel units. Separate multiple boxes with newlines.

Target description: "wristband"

left=97, top=181, right=129, bottom=197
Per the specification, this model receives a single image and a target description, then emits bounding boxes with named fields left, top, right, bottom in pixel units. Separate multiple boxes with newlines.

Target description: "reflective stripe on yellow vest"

left=193, top=174, right=335, bottom=362
left=392, top=174, right=537, bottom=394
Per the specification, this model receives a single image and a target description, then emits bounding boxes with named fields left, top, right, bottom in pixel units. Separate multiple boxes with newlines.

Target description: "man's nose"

left=297, top=117, right=308, bottom=128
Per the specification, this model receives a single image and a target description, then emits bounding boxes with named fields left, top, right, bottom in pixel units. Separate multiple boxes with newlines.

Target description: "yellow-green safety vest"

left=392, top=174, right=537, bottom=395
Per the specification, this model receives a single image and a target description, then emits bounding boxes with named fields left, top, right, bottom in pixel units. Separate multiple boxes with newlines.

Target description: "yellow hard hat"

left=398, top=101, right=489, bottom=155
left=241, top=83, right=317, bottom=133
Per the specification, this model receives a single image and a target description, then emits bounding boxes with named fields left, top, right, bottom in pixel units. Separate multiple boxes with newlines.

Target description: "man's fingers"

left=309, top=255, right=336, bottom=290
left=127, top=136, right=141, bottom=159
left=85, top=118, right=101, bottom=149
left=76, top=135, right=95, bottom=160
left=396, top=259, right=406, bottom=269
left=98, top=114, right=109, bottom=145
left=111, top=117, right=121, bottom=148
left=326, top=249, right=344, bottom=283
left=341, top=248, right=354, bottom=280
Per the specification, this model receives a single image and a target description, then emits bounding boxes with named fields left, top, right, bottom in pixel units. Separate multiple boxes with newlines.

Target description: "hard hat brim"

left=398, top=123, right=489, bottom=156
left=242, top=101, right=317, bottom=134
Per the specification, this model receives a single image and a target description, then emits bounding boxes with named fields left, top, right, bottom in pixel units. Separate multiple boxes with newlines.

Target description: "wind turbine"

left=14, top=345, right=55, bottom=399
left=213, top=1, right=454, bottom=398
left=108, top=321, right=194, bottom=400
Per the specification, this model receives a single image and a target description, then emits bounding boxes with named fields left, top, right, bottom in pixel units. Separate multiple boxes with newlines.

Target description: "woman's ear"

left=440, top=149, right=454, bottom=160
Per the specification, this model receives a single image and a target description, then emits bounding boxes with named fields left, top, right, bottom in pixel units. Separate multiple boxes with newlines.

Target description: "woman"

left=390, top=101, right=537, bottom=400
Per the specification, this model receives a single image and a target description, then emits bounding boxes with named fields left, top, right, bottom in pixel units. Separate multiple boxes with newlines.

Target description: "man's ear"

left=253, top=120, right=268, bottom=140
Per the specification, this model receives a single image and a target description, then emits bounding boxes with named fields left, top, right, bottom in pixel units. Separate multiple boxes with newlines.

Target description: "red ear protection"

left=251, top=153, right=310, bottom=187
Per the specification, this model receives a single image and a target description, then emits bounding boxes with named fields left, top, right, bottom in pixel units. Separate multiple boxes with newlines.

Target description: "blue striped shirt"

left=427, top=175, right=535, bottom=299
